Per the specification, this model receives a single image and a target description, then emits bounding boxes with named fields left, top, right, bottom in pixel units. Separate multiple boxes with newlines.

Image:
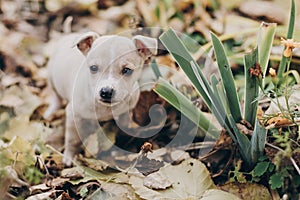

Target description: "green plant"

left=154, top=0, right=300, bottom=169
left=277, top=0, right=296, bottom=80
left=154, top=24, right=275, bottom=166
left=228, top=156, right=278, bottom=187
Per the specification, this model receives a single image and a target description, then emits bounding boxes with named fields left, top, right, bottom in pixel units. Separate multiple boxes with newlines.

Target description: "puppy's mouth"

left=97, top=98, right=122, bottom=107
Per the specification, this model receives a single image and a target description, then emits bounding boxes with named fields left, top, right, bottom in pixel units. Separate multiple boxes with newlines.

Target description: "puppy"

left=44, top=32, right=157, bottom=166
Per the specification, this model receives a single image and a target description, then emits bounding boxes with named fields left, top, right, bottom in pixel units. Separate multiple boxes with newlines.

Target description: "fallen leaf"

left=143, top=172, right=172, bottom=190
left=264, top=86, right=300, bottom=128
left=219, top=182, right=272, bottom=200
left=0, top=166, right=29, bottom=199
left=78, top=156, right=110, bottom=171
left=170, top=149, right=190, bottom=163
left=67, top=166, right=125, bottom=186
left=1, top=136, right=35, bottom=164
left=0, top=74, right=26, bottom=87
left=129, top=158, right=216, bottom=199
left=135, top=156, right=164, bottom=176
left=91, top=182, right=139, bottom=200
left=200, top=189, right=241, bottom=200
left=26, top=190, right=63, bottom=200
left=265, top=114, right=294, bottom=129
left=132, top=91, right=165, bottom=126
left=61, top=167, right=85, bottom=180
left=29, top=183, right=51, bottom=194
left=0, top=85, right=43, bottom=116
left=3, top=115, right=52, bottom=142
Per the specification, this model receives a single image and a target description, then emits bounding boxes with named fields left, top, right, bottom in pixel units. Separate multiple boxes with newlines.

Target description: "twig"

left=36, top=156, right=50, bottom=176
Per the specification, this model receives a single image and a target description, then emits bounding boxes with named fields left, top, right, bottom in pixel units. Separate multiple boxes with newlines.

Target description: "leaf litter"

left=0, top=0, right=298, bottom=199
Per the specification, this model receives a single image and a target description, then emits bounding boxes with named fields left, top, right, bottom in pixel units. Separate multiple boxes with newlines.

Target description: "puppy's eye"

left=121, top=67, right=133, bottom=76
left=90, top=65, right=98, bottom=73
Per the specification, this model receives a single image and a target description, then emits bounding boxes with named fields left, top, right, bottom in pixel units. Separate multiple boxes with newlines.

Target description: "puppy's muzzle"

left=99, top=86, right=115, bottom=103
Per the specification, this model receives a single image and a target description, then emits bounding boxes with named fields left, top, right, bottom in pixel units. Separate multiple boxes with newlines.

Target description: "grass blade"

left=250, top=120, right=267, bottom=163
left=154, top=78, right=219, bottom=138
left=210, top=32, right=242, bottom=122
left=159, top=29, right=212, bottom=108
left=190, top=61, right=231, bottom=132
left=277, top=0, right=295, bottom=78
left=151, top=59, right=162, bottom=79
left=257, top=22, right=277, bottom=79
left=244, top=48, right=259, bottom=126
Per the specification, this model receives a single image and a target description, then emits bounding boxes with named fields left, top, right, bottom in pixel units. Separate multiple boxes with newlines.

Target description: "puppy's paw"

left=62, top=152, right=74, bottom=167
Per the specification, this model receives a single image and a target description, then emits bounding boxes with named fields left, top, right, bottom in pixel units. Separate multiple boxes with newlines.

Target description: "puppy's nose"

left=100, top=87, right=114, bottom=101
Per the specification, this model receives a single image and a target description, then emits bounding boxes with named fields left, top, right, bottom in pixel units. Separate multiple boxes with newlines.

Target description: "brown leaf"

left=78, top=156, right=110, bottom=172
left=132, top=90, right=165, bottom=126
left=219, top=182, right=272, bottom=200
left=266, top=114, right=293, bottom=129
left=61, top=167, right=85, bottom=180
left=0, top=85, right=43, bottom=116
left=136, top=156, right=164, bottom=176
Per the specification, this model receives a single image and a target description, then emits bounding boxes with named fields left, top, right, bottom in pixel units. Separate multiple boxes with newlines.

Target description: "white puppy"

left=44, top=32, right=157, bottom=166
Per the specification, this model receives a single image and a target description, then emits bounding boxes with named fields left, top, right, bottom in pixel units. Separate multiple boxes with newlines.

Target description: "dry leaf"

left=26, top=190, right=63, bottom=200
left=61, top=167, right=85, bottom=180
left=132, top=91, right=165, bottom=126
left=219, top=182, right=272, bottom=200
left=265, top=114, right=294, bottom=129
left=0, top=166, right=29, bottom=199
left=78, top=156, right=110, bottom=171
left=143, top=172, right=172, bottom=190
left=200, top=189, right=241, bottom=200
left=1, top=136, right=35, bottom=163
left=0, top=85, right=43, bottom=116
left=3, top=115, right=52, bottom=141
left=130, top=158, right=216, bottom=199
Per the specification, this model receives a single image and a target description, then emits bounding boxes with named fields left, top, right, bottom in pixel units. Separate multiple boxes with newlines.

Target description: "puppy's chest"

left=94, top=105, right=114, bottom=121
left=80, top=103, right=128, bottom=121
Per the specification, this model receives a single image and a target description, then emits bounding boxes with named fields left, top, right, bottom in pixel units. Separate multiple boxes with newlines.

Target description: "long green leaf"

left=257, top=22, right=277, bottom=79
left=159, top=29, right=212, bottom=109
left=190, top=61, right=227, bottom=127
left=159, top=29, right=236, bottom=141
left=210, top=75, right=238, bottom=143
left=159, top=29, right=227, bottom=130
left=211, top=74, right=231, bottom=118
left=151, top=59, right=162, bottom=79
left=154, top=78, right=219, bottom=138
left=277, top=0, right=295, bottom=78
left=227, top=115, right=251, bottom=165
left=250, top=120, right=267, bottom=164
left=244, top=48, right=259, bottom=126
left=190, top=61, right=238, bottom=143
left=210, top=32, right=242, bottom=122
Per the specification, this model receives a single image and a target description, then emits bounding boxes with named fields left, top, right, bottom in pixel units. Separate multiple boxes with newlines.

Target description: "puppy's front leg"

left=63, top=104, right=82, bottom=166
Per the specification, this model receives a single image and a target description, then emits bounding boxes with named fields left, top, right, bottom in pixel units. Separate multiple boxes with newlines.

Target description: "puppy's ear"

left=132, top=35, right=157, bottom=62
left=73, top=32, right=99, bottom=55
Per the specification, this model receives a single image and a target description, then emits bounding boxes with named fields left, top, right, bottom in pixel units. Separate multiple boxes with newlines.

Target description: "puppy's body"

left=44, top=32, right=157, bottom=165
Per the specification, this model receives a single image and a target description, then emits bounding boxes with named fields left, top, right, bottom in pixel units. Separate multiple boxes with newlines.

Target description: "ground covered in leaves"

left=0, top=0, right=299, bottom=199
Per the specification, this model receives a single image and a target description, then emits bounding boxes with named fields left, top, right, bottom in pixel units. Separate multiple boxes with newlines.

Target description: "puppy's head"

left=74, top=32, right=157, bottom=107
